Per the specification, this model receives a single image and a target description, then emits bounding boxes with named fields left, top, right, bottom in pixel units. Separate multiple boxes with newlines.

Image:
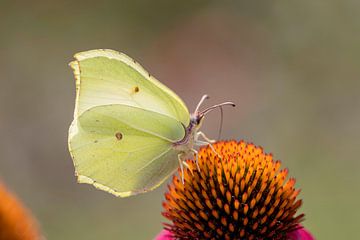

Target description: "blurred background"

left=0, top=1, right=359, bottom=239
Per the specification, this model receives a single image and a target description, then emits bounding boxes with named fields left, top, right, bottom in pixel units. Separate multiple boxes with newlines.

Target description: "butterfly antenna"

left=217, top=106, right=224, bottom=140
left=195, top=94, right=210, bottom=113
left=200, top=102, right=235, bottom=116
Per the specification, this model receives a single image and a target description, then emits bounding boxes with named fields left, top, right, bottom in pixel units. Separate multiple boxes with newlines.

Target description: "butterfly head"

left=190, top=111, right=205, bottom=129
left=175, top=95, right=235, bottom=148
left=190, top=95, right=235, bottom=129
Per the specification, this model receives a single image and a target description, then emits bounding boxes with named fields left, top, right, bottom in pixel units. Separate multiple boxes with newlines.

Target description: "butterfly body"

left=68, top=49, right=233, bottom=197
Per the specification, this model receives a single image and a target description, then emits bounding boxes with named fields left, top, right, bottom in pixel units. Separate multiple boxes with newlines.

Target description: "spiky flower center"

left=162, top=141, right=304, bottom=240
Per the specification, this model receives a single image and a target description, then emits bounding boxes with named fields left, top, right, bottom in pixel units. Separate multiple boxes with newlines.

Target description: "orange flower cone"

left=160, top=141, right=313, bottom=240
left=0, top=181, right=41, bottom=240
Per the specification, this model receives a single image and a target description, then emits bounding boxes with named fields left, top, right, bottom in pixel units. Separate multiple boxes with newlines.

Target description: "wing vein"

left=134, top=147, right=173, bottom=174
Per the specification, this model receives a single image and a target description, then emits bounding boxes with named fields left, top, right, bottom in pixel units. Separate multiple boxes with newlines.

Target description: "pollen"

left=162, top=141, right=304, bottom=240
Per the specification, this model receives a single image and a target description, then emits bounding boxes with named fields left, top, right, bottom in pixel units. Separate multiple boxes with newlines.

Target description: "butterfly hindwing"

left=69, top=104, right=183, bottom=197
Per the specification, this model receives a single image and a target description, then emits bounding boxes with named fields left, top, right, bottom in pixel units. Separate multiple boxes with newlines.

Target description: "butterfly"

left=68, top=49, right=235, bottom=197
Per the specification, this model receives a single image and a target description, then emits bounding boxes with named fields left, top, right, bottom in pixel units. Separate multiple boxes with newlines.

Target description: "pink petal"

left=156, top=227, right=314, bottom=240
left=155, top=229, right=173, bottom=240
left=287, top=226, right=315, bottom=240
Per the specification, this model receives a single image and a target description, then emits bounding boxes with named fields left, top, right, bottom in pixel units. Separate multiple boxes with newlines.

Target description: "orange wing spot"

left=131, top=86, right=140, bottom=94
left=115, top=132, right=123, bottom=140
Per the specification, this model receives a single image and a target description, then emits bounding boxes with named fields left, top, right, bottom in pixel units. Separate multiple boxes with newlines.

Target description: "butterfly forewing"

left=70, top=49, right=190, bottom=126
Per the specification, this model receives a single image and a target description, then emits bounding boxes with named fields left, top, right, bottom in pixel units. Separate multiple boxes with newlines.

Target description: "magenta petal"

left=287, top=226, right=315, bottom=240
left=155, top=230, right=173, bottom=240
left=156, top=227, right=314, bottom=240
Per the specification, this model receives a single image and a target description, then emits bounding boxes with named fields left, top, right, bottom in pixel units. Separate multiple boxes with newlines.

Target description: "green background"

left=1, top=1, right=359, bottom=239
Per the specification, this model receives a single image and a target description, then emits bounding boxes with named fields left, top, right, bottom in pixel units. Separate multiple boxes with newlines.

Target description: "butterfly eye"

left=190, top=113, right=203, bottom=126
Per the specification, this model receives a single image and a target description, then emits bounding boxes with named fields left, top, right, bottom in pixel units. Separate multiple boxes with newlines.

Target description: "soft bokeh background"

left=1, top=1, right=359, bottom=239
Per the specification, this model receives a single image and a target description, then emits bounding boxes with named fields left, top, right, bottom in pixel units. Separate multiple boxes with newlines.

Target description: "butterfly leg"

left=190, top=149, right=200, bottom=172
left=195, top=131, right=220, bottom=157
left=181, top=160, right=194, bottom=176
left=177, top=153, right=185, bottom=184
left=195, top=139, right=221, bottom=158
left=196, top=131, right=216, bottom=143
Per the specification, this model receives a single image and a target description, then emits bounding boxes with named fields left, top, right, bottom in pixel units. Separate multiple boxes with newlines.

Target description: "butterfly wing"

left=70, top=49, right=190, bottom=126
left=69, top=104, right=184, bottom=197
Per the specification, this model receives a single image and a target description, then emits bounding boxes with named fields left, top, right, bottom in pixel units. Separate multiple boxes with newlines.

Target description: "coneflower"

left=158, top=141, right=314, bottom=240
left=0, top=181, right=41, bottom=240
